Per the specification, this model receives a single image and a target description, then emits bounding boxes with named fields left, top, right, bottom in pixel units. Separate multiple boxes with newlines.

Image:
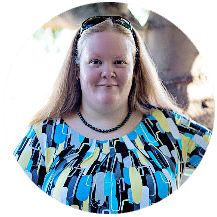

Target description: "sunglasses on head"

left=78, top=16, right=139, bottom=58
left=79, top=16, right=134, bottom=35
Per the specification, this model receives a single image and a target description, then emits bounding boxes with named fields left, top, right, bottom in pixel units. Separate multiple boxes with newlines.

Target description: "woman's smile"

left=97, top=84, right=118, bottom=87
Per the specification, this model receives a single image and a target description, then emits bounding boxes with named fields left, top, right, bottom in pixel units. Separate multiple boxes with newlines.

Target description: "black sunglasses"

left=78, top=16, right=139, bottom=57
left=80, top=16, right=134, bottom=35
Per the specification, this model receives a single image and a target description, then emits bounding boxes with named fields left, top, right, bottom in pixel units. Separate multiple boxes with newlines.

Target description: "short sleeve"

left=171, top=111, right=212, bottom=171
left=13, top=126, right=46, bottom=189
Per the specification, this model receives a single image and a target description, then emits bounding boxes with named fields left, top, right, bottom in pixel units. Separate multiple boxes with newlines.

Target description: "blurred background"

left=7, top=2, right=214, bottom=132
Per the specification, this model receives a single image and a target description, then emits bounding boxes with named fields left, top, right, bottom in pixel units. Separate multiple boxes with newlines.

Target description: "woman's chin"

left=97, top=95, right=118, bottom=107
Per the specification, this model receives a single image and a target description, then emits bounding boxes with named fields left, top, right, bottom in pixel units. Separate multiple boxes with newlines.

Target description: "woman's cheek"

left=89, top=73, right=101, bottom=85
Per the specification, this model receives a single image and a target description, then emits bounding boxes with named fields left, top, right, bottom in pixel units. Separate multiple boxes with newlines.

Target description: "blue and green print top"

left=14, top=105, right=212, bottom=214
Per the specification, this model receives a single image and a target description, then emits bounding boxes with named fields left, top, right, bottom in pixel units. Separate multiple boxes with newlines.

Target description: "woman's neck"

left=79, top=103, right=130, bottom=129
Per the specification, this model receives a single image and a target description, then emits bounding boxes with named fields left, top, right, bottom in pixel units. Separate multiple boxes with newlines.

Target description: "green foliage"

left=33, top=28, right=62, bottom=40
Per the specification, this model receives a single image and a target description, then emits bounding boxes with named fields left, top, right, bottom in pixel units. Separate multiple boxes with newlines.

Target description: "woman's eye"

left=89, top=59, right=102, bottom=65
left=114, top=60, right=127, bottom=65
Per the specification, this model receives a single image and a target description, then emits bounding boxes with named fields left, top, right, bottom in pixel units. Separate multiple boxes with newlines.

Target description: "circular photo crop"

left=12, top=2, right=214, bottom=214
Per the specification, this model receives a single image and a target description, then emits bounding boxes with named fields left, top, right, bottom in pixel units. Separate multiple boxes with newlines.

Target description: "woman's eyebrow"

left=87, top=54, right=101, bottom=58
left=114, top=55, right=127, bottom=58
left=86, top=53, right=128, bottom=59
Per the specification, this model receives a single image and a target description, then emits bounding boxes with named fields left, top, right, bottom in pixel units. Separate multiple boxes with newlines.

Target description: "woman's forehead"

left=77, top=31, right=136, bottom=61
left=82, top=31, right=134, bottom=51
left=85, top=31, right=131, bottom=43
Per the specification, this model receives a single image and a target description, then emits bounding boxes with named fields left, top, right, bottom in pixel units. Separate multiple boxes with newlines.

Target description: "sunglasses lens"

left=81, top=17, right=106, bottom=32
left=116, top=19, right=132, bottom=30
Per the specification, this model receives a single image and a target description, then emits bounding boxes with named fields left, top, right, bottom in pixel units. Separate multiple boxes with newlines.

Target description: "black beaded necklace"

left=77, top=110, right=132, bottom=133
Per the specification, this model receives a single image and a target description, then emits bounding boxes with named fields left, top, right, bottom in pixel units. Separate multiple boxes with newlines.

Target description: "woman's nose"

left=101, top=63, right=116, bottom=78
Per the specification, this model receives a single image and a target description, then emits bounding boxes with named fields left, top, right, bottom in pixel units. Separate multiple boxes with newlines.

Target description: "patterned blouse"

left=14, top=105, right=212, bottom=214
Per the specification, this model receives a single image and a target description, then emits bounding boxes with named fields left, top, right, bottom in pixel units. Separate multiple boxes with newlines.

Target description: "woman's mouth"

left=97, top=84, right=118, bottom=87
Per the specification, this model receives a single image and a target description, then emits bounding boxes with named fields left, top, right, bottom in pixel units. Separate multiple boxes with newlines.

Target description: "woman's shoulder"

left=147, top=104, right=211, bottom=135
left=146, top=103, right=188, bottom=123
left=30, top=117, right=64, bottom=138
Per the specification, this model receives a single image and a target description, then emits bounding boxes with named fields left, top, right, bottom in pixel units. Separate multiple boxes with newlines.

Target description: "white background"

left=0, top=0, right=217, bottom=216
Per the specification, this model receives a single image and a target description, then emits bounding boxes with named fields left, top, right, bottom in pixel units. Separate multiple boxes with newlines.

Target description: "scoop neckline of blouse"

left=60, top=112, right=152, bottom=142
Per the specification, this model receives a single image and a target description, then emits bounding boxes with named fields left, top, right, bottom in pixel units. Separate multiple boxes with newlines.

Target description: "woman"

left=14, top=16, right=212, bottom=214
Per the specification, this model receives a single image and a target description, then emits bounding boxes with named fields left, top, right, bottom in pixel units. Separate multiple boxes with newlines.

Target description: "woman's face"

left=78, top=31, right=135, bottom=112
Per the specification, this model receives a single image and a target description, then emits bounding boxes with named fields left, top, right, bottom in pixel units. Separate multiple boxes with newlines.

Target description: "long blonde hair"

left=30, top=19, right=181, bottom=125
